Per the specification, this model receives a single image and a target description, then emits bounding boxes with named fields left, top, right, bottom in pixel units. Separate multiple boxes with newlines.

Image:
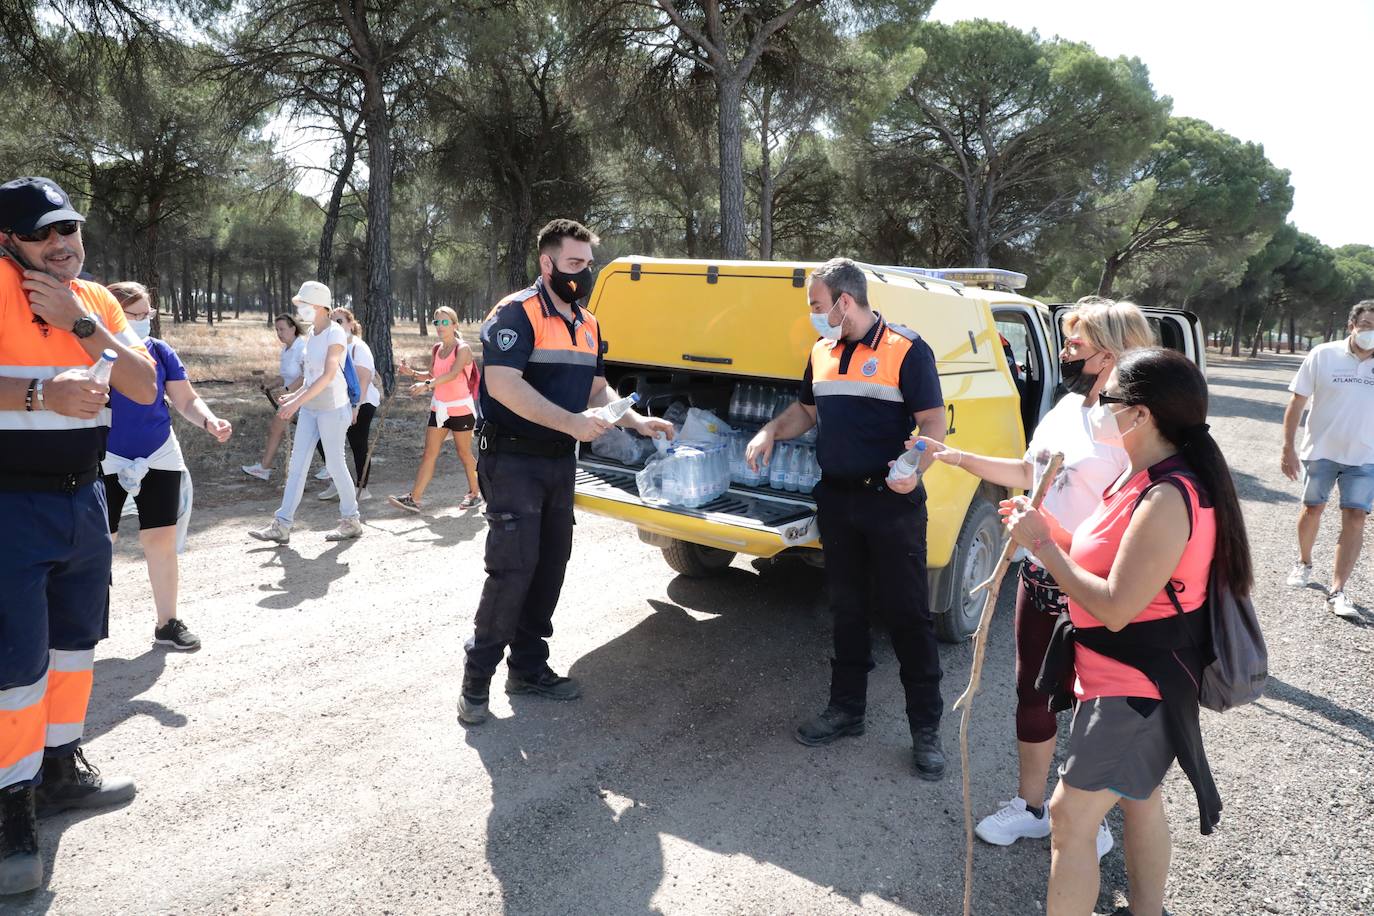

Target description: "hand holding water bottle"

left=39, top=368, right=111, bottom=419
left=886, top=439, right=927, bottom=493
left=745, top=425, right=774, bottom=472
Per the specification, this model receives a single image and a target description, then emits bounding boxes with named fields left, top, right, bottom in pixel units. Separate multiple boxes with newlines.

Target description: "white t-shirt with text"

left=1289, top=339, right=1374, bottom=466
left=302, top=322, right=350, bottom=412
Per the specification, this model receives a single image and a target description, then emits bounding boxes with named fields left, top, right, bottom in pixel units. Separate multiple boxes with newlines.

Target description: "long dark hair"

left=1116, top=347, right=1253, bottom=597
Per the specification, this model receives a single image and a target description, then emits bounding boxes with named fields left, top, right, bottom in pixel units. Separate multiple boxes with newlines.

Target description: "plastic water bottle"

left=595, top=391, right=639, bottom=423
left=888, top=440, right=928, bottom=482
left=728, top=384, right=742, bottom=424
left=769, top=443, right=788, bottom=490
left=88, top=349, right=117, bottom=385
left=799, top=448, right=819, bottom=494
left=662, top=453, right=683, bottom=505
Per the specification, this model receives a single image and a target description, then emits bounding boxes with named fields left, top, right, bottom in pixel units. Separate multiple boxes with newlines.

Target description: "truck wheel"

left=661, top=539, right=737, bottom=577
left=934, top=498, right=1004, bottom=644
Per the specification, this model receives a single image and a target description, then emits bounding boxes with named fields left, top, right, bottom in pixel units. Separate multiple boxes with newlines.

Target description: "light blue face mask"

left=128, top=317, right=152, bottom=338
left=810, top=300, right=844, bottom=340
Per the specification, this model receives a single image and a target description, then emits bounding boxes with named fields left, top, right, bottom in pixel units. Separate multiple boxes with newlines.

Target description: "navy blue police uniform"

left=463, top=277, right=603, bottom=694
left=799, top=312, right=945, bottom=730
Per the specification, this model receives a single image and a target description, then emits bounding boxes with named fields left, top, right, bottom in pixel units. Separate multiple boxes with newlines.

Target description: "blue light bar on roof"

left=907, top=267, right=1028, bottom=291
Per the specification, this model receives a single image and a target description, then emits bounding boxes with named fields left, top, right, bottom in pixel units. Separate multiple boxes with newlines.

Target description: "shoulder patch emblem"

left=861, top=357, right=879, bottom=377
left=496, top=329, right=519, bottom=352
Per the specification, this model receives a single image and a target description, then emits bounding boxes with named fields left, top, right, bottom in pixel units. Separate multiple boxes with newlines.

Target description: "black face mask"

left=1059, top=357, right=1099, bottom=397
left=549, top=265, right=594, bottom=304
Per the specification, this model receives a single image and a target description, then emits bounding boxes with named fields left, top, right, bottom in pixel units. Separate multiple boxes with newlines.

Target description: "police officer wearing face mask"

left=458, top=219, right=675, bottom=726
left=746, top=257, right=949, bottom=779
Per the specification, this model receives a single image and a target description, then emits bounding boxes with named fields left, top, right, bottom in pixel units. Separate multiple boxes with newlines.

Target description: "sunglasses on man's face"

left=433, top=318, right=453, bottom=327
left=11, top=220, right=80, bottom=244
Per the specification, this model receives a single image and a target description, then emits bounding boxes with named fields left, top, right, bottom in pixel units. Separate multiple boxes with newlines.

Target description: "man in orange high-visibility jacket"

left=0, top=177, right=156, bottom=896
left=748, top=257, right=949, bottom=780
left=457, top=219, right=674, bottom=726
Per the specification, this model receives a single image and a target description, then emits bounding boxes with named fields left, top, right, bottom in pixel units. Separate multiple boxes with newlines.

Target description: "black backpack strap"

left=1133, top=471, right=1197, bottom=540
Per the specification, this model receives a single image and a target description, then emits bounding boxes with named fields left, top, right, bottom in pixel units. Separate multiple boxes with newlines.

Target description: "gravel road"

left=11, top=353, right=1370, bottom=916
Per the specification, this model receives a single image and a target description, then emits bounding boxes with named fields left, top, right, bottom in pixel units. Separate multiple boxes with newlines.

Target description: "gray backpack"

left=1156, top=470, right=1269, bottom=712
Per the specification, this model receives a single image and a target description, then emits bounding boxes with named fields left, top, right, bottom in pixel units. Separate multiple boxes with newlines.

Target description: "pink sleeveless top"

left=1067, top=455, right=1215, bottom=701
left=432, top=342, right=472, bottom=412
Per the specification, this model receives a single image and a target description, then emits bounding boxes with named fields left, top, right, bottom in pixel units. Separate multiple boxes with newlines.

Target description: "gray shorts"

left=1060, top=696, right=1174, bottom=800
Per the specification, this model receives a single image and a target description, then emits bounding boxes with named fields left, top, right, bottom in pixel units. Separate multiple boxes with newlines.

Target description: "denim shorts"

left=1302, top=459, right=1374, bottom=512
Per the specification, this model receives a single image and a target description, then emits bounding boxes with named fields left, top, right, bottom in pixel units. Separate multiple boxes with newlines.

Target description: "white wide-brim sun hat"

left=292, top=280, right=332, bottom=310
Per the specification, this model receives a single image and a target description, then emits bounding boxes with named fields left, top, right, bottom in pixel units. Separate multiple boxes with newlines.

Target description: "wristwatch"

left=71, top=314, right=97, bottom=339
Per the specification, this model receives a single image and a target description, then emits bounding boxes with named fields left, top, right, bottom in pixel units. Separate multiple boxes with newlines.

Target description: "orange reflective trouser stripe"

left=0, top=671, right=48, bottom=789
left=45, top=648, right=94, bottom=750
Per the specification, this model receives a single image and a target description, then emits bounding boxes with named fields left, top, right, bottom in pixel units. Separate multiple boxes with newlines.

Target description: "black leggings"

left=347, top=402, right=377, bottom=487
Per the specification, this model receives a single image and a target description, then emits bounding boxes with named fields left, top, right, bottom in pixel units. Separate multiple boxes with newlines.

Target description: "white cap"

left=292, top=280, right=332, bottom=310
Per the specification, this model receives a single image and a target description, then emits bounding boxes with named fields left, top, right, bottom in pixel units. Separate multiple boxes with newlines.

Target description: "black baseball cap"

left=0, top=177, right=85, bottom=235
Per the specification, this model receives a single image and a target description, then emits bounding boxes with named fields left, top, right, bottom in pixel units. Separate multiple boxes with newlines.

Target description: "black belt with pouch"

left=0, top=465, right=102, bottom=493
left=476, top=422, right=576, bottom=459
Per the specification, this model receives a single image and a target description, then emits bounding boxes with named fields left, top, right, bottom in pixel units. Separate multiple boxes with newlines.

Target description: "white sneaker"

left=314, top=467, right=332, bottom=481
left=1285, top=562, right=1313, bottom=588
left=242, top=463, right=271, bottom=481
left=1096, top=820, right=1114, bottom=860
left=318, top=483, right=339, bottom=501
left=357, top=487, right=372, bottom=502
left=325, top=517, right=364, bottom=541
left=247, top=520, right=290, bottom=544
left=975, top=798, right=1050, bottom=846
left=1330, top=591, right=1359, bottom=620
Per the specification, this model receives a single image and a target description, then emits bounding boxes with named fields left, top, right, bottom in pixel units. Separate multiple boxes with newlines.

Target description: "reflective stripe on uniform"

left=0, top=673, right=47, bottom=788
left=0, top=364, right=111, bottom=430
left=527, top=348, right=598, bottom=367
left=45, top=648, right=94, bottom=748
left=811, top=379, right=904, bottom=402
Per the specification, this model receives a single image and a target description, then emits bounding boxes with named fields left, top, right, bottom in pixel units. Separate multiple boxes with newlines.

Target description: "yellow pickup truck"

left=573, top=257, right=1204, bottom=642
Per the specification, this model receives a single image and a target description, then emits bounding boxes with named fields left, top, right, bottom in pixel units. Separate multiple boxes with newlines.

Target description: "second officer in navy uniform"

left=458, top=219, right=674, bottom=725
left=747, top=257, right=949, bottom=779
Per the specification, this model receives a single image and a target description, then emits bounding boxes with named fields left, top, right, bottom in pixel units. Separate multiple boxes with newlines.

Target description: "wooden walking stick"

left=952, top=451, right=1064, bottom=916
left=361, top=381, right=404, bottom=488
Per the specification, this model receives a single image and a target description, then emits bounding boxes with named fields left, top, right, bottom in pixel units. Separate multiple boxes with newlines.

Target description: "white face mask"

left=1354, top=329, right=1374, bottom=351
left=810, top=300, right=844, bottom=341
left=1087, top=401, right=1139, bottom=447
left=127, top=317, right=152, bottom=338
left=297, top=304, right=316, bottom=323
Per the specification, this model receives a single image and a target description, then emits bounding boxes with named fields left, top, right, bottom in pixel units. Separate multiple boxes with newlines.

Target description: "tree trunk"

left=316, top=127, right=358, bottom=286
left=1230, top=302, right=1246, bottom=358
left=715, top=74, right=748, bottom=259
left=234, top=273, right=242, bottom=319
left=206, top=249, right=216, bottom=328
left=1097, top=253, right=1123, bottom=298
left=360, top=74, right=395, bottom=394
left=416, top=249, right=430, bottom=337
left=1288, top=313, right=1296, bottom=354
left=758, top=94, right=774, bottom=261
left=180, top=248, right=193, bottom=323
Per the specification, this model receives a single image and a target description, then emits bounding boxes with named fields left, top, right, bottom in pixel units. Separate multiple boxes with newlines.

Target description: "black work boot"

left=34, top=748, right=136, bottom=818
left=0, top=785, right=42, bottom=896
left=794, top=705, right=865, bottom=747
left=459, top=673, right=491, bottom=726
left=911, top=725, right=946, bottom=781
left=506, top=666, right=580, bottom=701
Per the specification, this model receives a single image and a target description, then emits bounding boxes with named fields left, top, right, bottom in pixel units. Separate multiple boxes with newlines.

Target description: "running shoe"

left=357, top=487, right=373, bottom=502
left=248, top=520, right=290, bottom=544
left=241, top=463, right=271, bottom=481
left=975, top=797, right=1050, bottom=845
left=318, top=483, right=339, bottom=500
left=458, top=492, right=483, bottom=510
left=388, top=493, right=422, bottom=514
left=1330, top=591, right=1359, bottom=620
left=1285, top=562, right=1313, bottom=588
left=314, top=466, right=331, bottom=481
left=153, top=618, right=201, bottom=651
left=325, top=518, right=364, bottom=541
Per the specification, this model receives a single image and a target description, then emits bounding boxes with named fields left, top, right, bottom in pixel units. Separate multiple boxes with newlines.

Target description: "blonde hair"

left=331, top=306, right=360, bottom=336
left=1061, top=296, right=1155, bottom=357
left=433, top=306, right=459, bottom=325
left=107, top=281, right=151, bottom=309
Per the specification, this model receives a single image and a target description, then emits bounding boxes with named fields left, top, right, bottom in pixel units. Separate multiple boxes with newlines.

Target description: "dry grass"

left=160, top=316, right=482, bottom=506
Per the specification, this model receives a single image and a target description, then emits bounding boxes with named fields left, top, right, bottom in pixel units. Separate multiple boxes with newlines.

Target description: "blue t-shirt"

left=107, top=337, right=187, bottom=460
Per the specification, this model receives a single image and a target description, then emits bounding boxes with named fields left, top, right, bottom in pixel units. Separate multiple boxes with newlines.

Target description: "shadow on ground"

left=459, top=561, right=1046, bottom=916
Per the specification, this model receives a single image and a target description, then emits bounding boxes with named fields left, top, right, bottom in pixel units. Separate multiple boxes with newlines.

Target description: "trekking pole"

left=952, top=451, right=1063, bottom=916
left=361, top=381, right=404, bottom=489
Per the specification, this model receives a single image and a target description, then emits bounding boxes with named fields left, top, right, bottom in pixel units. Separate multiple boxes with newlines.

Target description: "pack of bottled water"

left=636, top=443, right=730, bottom=509
left=727, top=381, right=798, bottom=426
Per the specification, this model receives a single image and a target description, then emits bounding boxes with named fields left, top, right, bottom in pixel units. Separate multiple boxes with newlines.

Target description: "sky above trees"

left=931, top=0, right=1374, bottom=247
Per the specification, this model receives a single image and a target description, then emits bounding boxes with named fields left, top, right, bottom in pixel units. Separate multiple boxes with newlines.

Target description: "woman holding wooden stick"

left=917, top=298, right=1153, bottom=858
left=1002, top=348, right=1249, bottom=916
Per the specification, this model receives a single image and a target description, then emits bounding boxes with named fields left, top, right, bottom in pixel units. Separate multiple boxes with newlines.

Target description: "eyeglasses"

left=432, top=318, right=453, bottom=327
left=11, top=221, right=80, bottom=243
left=1097, top=392, right=1134, bottom=406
